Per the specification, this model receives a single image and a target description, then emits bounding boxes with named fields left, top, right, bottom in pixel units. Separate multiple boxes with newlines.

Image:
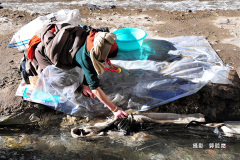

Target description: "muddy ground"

left=0, top=5, right=239, bottom=126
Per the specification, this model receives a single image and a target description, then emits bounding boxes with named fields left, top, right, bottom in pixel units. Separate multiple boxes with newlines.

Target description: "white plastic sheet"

left=16, top=36, right=232, bottom=117
left=8, top=9, right=82, bottom=51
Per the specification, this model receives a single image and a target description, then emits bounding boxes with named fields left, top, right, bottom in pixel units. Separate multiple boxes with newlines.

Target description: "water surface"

left=1, top=125, right=239, bottom=159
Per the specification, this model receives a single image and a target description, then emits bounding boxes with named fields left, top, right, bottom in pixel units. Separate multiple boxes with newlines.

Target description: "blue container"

left=113, top=28, right=147, bottom=51
left=23, top=88, right=60, bottom=103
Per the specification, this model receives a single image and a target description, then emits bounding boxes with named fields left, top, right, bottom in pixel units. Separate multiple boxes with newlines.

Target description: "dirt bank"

left=0, top=6, right=239, bottom=125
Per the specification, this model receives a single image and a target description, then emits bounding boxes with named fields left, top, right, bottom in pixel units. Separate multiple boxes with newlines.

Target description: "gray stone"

left=88, top=5, right=101, bottom=11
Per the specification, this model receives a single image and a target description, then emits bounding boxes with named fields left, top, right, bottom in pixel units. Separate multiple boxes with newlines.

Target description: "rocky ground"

left=0, top=5, right=239, bottom=126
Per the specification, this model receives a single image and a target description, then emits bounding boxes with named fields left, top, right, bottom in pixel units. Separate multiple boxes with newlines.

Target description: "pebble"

left=88, top=5, right=101, bottom=11
left=108, top=5, right=116, bottom=9
left=86, top=117, right=90, bottom=122
left=216, top=18, right=229, bottom=24
left=29, top=113, right=41, bottom=122
left=16, top=15, right=24, bottom=18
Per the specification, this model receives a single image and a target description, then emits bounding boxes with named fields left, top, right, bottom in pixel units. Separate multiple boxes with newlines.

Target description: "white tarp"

left=16, top=36, right=232, bottom=117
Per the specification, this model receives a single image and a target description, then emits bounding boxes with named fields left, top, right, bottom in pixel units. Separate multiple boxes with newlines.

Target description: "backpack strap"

left=27, top=35, right=41, bottom=62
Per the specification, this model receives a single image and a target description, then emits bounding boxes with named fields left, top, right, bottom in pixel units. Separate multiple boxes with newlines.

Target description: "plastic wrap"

left=16, top=36, right=232, bottom=117
left=8, top=9, right=82, bottom=51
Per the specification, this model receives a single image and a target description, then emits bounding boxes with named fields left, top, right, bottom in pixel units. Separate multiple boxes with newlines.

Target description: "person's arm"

left=82, top=84, right=96, bottom=99
left=92, top=87, right=128, bottom=119
left=75, top=45, right=127, bottom=118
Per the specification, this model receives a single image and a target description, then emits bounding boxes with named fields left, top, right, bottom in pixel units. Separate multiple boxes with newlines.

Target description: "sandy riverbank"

left=0, top=5, right=239, bottom=124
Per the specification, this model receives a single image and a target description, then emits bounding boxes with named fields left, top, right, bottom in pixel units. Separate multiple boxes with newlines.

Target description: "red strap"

left=50, top=28, right=55, bottom=33
left=103, top=58, right=121, bottom=73
left=27, top=35, right=41, bottom=62
left=104, top=67, right=121, bottom=73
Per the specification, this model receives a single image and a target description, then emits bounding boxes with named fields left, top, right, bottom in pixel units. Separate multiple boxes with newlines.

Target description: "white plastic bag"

left=8, top=9, right=82, bottom=51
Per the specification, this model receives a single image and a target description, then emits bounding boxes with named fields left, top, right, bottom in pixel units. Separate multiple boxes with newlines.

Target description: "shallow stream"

left=0, top=123, right=240, bottom=160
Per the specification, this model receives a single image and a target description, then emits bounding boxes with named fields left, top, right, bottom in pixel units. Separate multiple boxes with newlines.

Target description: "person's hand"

left=82, top=85, right=96, bottom=99
left=113, top=107, right=128, bottom=119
